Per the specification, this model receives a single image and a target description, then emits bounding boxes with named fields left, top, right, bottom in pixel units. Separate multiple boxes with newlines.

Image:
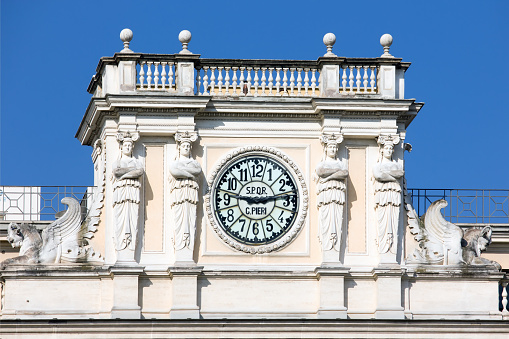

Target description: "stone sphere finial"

left=178, top=30, right=192, bottom=54
left=380, top=33, right=394, bottom=58
left=120, top=28, right=133, bottom=53
left=323, top=33, right=337, bottom=57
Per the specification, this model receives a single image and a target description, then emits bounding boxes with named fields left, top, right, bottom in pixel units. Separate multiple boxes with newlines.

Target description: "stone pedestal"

left=115, top=248, right=136, bottom=265
left=169, top=265, right=203, bottom=319
left=374, top=267, right=404, bottom=319
left=315, top=265, right=349, bottom=319
left=110, top=265, right=144, bottom=319
left=322, top=249, right=341, bottom=264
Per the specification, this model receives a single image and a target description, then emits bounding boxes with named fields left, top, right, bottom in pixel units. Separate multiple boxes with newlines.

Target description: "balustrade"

left=122, top=57, right=381, bottom=97
left=340, top=64, right=377, bottom=94
left=137, top=59, right=176, bottom=90
left=501, top=279, right=509, bottom=314
left=195, top=62, right=321, bottom=97
left=88, top=31, right=406, bottom=98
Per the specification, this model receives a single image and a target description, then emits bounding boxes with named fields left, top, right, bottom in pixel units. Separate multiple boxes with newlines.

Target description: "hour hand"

left=231, top=194, right=271, bottom=204
left=231, top=194, right=260, bottom=204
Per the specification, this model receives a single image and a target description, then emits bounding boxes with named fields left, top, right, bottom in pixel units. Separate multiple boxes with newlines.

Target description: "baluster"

left=370, top=66, right=376, bottom=92
left=304, top=68, right=310, bottom=96
left=210, top=67, right=216, bottom=95
left=268, top=67, right=274, bottom=95
left=289, top=68, right=296, bottom=95
left=253, top=67, right=259, bottom=96
left=139, top=62, right=145, bottom=89
left=161, top=62, right=167, bottom=89
left=318, top=70, right=322, bottom=94
left=224, top=67, right=230, bottom=95
left=296, top=68, right=303, bottom=96
left=355, top=66, right=361, bottom=92
left=146, top=61, right=153, bottom=89
left=195, top=67, right=201, bottom=95
left=239, top=67, right=245, bottom=95
left=261, top=67, right=267, bottom=96
left=217, top=67, right=224, bottom=95
left=311, top=69, right=317, bottom=95
left=282, top=68, right=288, bottom=95
left=341, top=66, right=347, bottom=92
left=232, top=67, right=238, bottom=95
left=275, top=68, right=281, bottom=95
left=246, top=67, right=252, bottom=95
left=153, top=62, right=160, bottom=89
left=363, top=66, right=368, bottom=91
left=202, top=66, right=209, bottom=95
left=168, top=63, right=174, bottom=90
left=502, top=281, right=509, bottom=313
left=348, top=66, right=354, bottom=92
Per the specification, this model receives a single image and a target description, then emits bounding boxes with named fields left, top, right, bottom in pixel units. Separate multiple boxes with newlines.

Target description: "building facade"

left=1, top=30, right=508, bottom=337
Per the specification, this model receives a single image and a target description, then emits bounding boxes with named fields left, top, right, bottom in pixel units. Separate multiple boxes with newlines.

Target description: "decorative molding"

left=197, top=112, right=318, bottom=119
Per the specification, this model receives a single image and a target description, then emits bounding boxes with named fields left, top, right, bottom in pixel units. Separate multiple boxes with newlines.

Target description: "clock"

left=206, top=146, right=308, bottom=254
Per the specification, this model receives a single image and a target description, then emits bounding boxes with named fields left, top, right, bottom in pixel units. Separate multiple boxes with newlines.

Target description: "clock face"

left=207, top=146, right=308, bottom=254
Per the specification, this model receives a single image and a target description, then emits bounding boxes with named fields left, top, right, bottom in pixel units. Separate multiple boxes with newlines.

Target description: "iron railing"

left=0, top=186, right=93, bottom=221
left=408, top=189, right=509, bottom=224
left=1, top=186, right=508, bottom=224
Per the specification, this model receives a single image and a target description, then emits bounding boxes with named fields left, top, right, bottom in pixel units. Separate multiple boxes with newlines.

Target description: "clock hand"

left=230, top=194, right=259, bottom=204
left=229, top=192, right=297, bottom=204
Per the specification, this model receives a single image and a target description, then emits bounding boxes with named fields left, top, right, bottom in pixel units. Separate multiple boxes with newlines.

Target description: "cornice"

left=197, top=112, right=317, bottom=119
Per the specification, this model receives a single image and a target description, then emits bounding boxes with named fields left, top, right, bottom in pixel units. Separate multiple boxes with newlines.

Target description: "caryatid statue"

left=373, top=134, right=404, bottom=254
left=169, top=132, right=202, bottom=255
left=112, top=131, right=144, bottom=258
left=314, top=134, right=348, bottom=255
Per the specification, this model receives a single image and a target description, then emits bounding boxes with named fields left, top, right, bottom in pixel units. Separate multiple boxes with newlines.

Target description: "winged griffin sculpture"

left=0, top=197, right=101, bottom=269
left=406, top=197, right=500, bottom=269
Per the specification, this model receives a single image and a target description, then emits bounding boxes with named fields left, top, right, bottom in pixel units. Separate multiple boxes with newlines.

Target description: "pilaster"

left=317, top=57, right=344, bottom=97
left=315, top=265, right=349, bottom=319
left=175, top=54, right=200, bottom=94
left=168, top=265, right=203, bottom=319
left=374, top=267, right=405, bottom=319
left=110, top=265, right=144, bottom=319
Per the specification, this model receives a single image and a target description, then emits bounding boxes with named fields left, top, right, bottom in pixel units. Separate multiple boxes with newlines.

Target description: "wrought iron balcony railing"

left=0, top=186, right=93, bottom=222
left=408, top=189, right=509, bottom=224
left=1, top=186, right=507, bottom=224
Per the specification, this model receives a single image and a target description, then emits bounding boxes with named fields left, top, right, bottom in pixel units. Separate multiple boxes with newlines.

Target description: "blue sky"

left=1, top=0, right=508, bottom=189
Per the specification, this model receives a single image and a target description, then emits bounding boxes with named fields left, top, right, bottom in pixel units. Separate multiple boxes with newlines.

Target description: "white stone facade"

left=1, top=30, right=507, bottom=337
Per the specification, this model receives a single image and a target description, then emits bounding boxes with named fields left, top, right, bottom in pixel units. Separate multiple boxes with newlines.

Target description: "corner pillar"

left=378, top=62, right=396, bottom=98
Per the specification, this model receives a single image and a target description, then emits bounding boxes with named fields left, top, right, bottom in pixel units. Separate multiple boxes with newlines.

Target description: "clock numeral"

left=227, top=209, right=234, bottom=222
left=239, top=218, right=246, bottom=232
left=251, top=164, right=263, bottom=178
left=267, top=168, right=272, bottom=181
left=252, top=222, right=260, bottom=235
left=279, top=178, right=286, bottom=192
left=239, top=168, right=248, bottom=181
left=223, top=193, right=231, bottom=206
left=278, top=210, right=285, bottom=224
left=227, top=178, right=237, bottom=190
left=283, top=195, right=290, bottom=207
left=266, top=219, right=274, bottom=232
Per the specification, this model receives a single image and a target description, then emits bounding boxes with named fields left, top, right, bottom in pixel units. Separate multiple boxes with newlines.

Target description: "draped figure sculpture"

left=314, top=134, right=348, bottom=254
left=169, top=132, right=201, bottom=253
left=373, top=135, right=404, bottom=254
left=112, top=131, right=144, bottom=256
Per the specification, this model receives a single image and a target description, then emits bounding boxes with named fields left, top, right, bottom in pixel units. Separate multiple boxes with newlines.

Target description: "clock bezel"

left=206, top=146, right=308, bottom=254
